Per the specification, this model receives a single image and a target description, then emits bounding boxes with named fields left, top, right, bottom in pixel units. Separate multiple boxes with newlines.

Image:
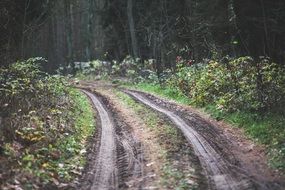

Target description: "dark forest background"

left=1, top=0, right=285, bottom=72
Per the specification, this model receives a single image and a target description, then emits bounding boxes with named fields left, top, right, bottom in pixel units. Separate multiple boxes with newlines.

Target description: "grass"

left=27, top=88, right=96, bottom=185
left=53, top=89, right=96, bottom=180
left=114, top=90, right=199, bottom=190
left=124, top=82, right=191, bottom=105
left=204, top=104, right=285, bottom=170
left=126, top=82, right=285, bottom=173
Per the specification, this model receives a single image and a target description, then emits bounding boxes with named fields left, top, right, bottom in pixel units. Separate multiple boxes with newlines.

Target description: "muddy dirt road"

left=78, top=81, right=284, bottom=190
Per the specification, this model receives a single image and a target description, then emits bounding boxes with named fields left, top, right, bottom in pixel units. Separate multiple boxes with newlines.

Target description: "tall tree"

left=127, top=0, right=139, bottom=58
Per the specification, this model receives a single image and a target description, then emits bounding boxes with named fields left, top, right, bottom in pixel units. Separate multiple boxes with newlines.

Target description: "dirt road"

left=78, top=82, right=284, bottom=190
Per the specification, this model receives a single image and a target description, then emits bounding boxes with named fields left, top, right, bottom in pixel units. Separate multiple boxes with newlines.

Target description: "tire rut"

left=124, top=90, right=255, bottom=190
left=80, top=89, right=143, bottom=190
left=82, top=90, right=118, bottom=190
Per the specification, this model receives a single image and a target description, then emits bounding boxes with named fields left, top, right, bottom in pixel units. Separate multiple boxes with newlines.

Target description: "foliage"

left=0, top=58, right=66, bottom=141
left=165, top=56, right=285, bottom=113
left=0, top=58, right=95, bottom=189
left=75, top=56, right=160, bottom=84
left=75, top=60, right=111, bottom=77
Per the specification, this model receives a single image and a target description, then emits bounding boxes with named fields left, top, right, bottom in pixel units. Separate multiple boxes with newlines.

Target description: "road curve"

left=125, top=90, right=253, bottom=190
left=82, top=90, right=118, bottom=190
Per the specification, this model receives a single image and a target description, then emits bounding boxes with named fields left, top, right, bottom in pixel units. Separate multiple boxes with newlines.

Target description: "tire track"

left=80, top=89, right=144, bottom=190
left=81, top=90, right=118, bottom=190
left=124, top=90, right=254, bottom=190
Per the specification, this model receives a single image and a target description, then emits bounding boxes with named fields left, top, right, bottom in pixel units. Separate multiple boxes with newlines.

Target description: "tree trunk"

left=127, top=0, right=139, bottom=58
left=21, top=0, right=31, bottom=58
left=260, top=0, right=270, bottom=56
left=64, top=0, right=74, bottom=72
left=86, top=0, right=94, bottom=61
left=228, top=0, right=237, bottom=56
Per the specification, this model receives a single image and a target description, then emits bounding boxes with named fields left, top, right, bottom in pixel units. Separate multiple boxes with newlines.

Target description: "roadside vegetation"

left=76, top=55, right=285, bottom=173
left=0, top=58, right=95, bottom=189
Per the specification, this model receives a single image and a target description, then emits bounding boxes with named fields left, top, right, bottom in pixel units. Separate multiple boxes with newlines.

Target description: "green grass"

left=70, top=89, right=96, bottom=142
left=53, top=88, right=96, bottom=180
left=123, top=82, right=191, bottom=105
left=225, top=111, right=285, bottom=170
left=205, top=104, right=285, bottom=152
left=40, top=88, right=96, bottom=183
left=126, top=82, right=285, bottom=173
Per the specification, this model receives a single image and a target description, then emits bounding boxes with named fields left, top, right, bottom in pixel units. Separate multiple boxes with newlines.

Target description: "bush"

left=0, top=58, right=96, bottom=188
left=165, top=56, right=285, bottom=113
left=0, top=58, right=70, bottom=142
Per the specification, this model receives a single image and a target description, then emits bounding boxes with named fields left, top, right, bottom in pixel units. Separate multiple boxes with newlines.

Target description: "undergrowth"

left=0, top=58, right=95, bottom=189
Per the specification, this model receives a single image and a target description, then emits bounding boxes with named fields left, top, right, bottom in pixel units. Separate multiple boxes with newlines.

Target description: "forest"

left=0, top=0, right=285, bottom=189
left=1, top=0, right=285, bottom=70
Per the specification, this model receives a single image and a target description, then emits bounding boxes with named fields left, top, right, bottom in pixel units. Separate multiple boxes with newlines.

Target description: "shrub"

left=165, top=56, right=285, bottom=113
left=0, top=58, right=96, bottom=188
left=0, top=58, right=68, bottom=142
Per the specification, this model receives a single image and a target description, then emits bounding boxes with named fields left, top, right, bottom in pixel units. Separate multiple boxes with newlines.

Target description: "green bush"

left=166, top=57, right=285, bottom=113
left=0, top=58, right=69, bottom=142
left=0, top=58, right=96, bottom=188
